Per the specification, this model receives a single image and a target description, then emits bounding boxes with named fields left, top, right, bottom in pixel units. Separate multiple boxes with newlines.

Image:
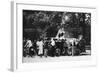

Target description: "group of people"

left=23, top=35, right=86, bottom=58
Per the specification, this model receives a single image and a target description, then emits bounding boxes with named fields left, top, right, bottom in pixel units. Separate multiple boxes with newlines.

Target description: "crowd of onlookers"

left=23, top=35, right=86, bottom=58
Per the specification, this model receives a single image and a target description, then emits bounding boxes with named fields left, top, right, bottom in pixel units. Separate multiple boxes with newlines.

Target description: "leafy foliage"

left=23, top=10, right=91, bottom=45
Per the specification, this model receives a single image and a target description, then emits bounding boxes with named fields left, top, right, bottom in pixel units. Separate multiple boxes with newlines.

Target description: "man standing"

left=44, top=40, right=49, bottom=57
left=50, top=38, right=56, bottom=56
left=24, top=38, right=33, bottom=56
left=36, top=39, right=44, bottom=57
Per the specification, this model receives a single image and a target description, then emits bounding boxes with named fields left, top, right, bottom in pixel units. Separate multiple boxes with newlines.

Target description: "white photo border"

left=12, top=1, right=97, bottom=71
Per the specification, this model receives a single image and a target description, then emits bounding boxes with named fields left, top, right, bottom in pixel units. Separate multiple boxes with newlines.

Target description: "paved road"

left=23, top=50, right=91, bottom=63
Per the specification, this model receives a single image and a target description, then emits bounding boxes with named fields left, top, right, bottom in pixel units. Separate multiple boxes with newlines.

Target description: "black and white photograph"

left=22, top=9, right=91, bottom=63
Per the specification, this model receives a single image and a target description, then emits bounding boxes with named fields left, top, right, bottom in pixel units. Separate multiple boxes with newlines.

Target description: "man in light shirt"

left=36, top=39, right=44, bottom=57
left=24, top=38, right=33, bottom=56
left=50, top=38, right=56, bottom=56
